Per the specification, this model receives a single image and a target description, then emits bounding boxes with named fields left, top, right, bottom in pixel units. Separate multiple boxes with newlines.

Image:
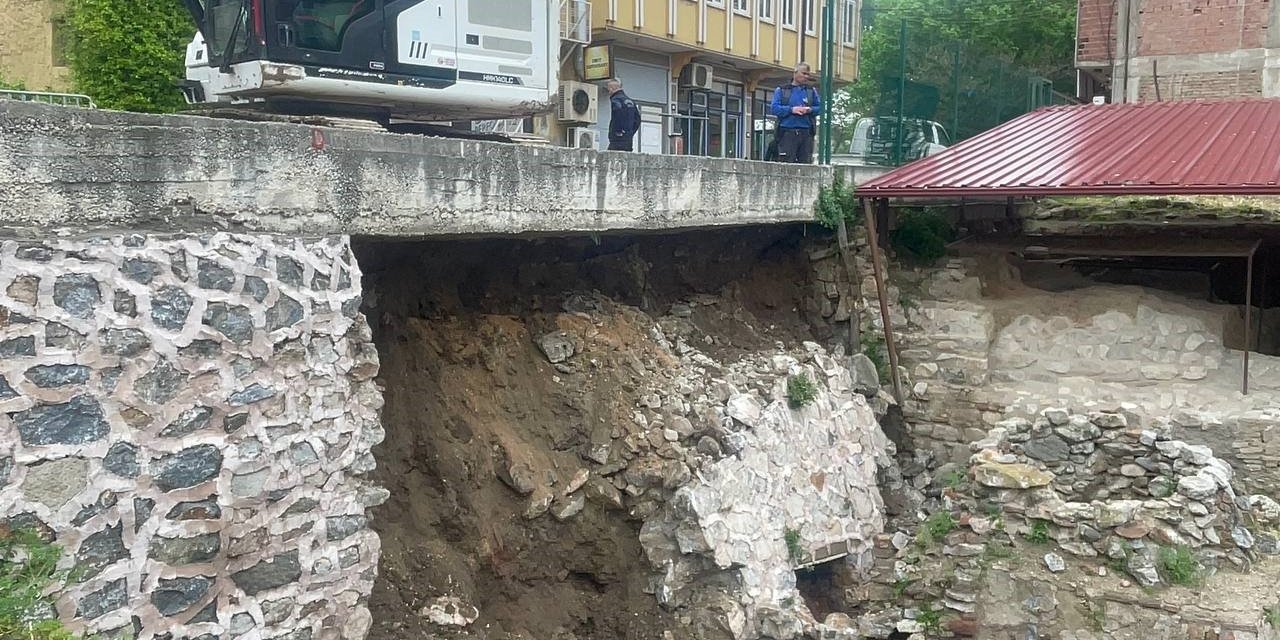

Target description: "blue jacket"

left=771, top=84, right=822, bottom=130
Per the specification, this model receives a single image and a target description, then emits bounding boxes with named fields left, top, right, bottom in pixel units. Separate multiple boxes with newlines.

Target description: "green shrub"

left=66, top=0, right=193, bottom=112
left=1024, top=519, right=1051, bottom=544
left=861, top=332, right=889, bottom=381
left=925, top=511, right=955, bottom=539
left=814, top=174, right=861, bottom=229
left=783, top=528, right=804, bottom=564
left=891, top=207, right=953, bottom=264
left=915, top=511, right=955, bottom=549
left=940, top=469, right=966, bottom=489
left=1157, top=545, right=1200, bottom=587
left=786, top=374, right=819, bottom=409
left=0, top=74, right=27, bottom=91
left=1265, top=605, right=1280, bottom=628
left=917, top=604, right=943, bottom=634
left=0, top=528, right=77, bottom=640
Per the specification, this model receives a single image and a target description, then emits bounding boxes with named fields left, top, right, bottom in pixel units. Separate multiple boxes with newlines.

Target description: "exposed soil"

left=353, top=226, right=829, bottom=640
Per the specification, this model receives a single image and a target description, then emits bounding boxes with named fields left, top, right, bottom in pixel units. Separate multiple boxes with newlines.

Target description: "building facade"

left=1076, top=0, right=1280, bottom=102
left=544, top=0, right=860, bottom=157
left=0, top=0, right=71, bottom=90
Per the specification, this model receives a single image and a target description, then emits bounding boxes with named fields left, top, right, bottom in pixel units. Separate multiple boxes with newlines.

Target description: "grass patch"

left=1023, top=519, right=1051, bottom=545
left=892, top=577, right=915, bottom=599
left=0, top=527, right=78, bottom=640
left=1157, top=545, right=1201, bottom=587
left=786, top=374, right=819, bottom=409
left=917, top=604, right=943, bottom=635
left=783, top=528, right=804, bottom=565
left=916, top=511, right=956, bottom=549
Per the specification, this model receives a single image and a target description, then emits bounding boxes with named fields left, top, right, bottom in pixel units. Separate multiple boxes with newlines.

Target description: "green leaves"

left=67, top=0, right=193, bottom=112
left=0, top=527, right=77, bottom=640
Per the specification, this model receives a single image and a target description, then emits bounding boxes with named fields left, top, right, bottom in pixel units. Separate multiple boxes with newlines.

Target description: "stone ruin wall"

left=0, top=234, right=383, bottom=640
left=885, top=257, right=1280, bottom=497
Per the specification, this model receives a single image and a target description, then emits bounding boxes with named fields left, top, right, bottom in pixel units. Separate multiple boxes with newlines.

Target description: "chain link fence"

left=838, top=17, right=1077, bottom=168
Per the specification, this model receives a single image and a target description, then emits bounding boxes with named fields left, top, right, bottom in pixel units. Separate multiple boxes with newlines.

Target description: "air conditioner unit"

left=567, top=127, right=598, bottom=149
left=558, top=81, right=599, bottom=123
left=680, top=63, right=713, bottom=89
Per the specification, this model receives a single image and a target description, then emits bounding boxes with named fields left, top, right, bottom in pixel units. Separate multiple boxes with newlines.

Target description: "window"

left=780, top=0, right=794, bottom=26
left=469, top=0, right=533, bottom=30
left=287, top=0, right=377, bottom=51
left=732, top=0, right=749, bottom=13
left=706, top=0, right=723, bottom=7
left=803, top=0, right=815, bottom=32
left=842, top=0, right=856, bottom=43
left=758, top=0, right=773, bottom=20
left=50, top=17, right=71, bottom=67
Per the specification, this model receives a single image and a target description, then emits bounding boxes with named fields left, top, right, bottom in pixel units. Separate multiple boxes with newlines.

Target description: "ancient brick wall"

left=0, top=233, right=383, bottom=640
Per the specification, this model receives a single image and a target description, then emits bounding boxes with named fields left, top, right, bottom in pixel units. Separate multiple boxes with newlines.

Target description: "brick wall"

left=1136, top=0, right=1271, bottom=56
left=1137, top=68, right=1264, bottom=100
left=1077, top=0, right=1116, bottom=64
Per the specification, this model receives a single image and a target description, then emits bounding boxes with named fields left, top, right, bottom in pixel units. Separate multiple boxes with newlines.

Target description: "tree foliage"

left=66, top=0, right=193, bottom=112
left=832, top=0, right=1077, bottom=145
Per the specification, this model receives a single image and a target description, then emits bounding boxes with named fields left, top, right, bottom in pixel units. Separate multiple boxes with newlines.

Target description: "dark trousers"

left=608, top=135, right=634, bottom=151
left=776, top=127, right=814, bottom=163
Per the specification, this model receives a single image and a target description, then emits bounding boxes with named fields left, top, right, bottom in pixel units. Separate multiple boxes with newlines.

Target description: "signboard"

left=583, top=44, right=613, bottom=81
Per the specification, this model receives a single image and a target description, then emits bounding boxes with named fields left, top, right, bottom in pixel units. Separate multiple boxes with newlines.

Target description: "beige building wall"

left=0, top=0, right=72, bottom=90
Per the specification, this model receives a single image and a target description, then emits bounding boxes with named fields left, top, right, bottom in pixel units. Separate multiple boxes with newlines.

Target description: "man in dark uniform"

left=769, top=63, right=822, bottom=163
left=606, top=78, right=641, bottom=151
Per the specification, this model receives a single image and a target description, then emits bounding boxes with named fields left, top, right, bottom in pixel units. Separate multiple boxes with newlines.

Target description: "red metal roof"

left=857, top=99, right=1280, bottom=198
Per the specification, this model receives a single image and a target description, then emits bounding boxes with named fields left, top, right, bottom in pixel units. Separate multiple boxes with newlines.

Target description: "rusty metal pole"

left=1243, top=247, right=1255, bottom=395
left=862, top=198, right=904, bottom=404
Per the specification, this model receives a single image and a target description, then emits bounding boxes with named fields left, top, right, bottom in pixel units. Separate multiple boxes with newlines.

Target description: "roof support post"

left=863, top=197, right=904, bottom=405
left=1243, top=243, right=1260, bottom=395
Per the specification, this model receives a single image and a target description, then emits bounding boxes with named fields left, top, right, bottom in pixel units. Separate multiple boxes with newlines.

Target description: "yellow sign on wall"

left=583, top=44, right=613, bottom=81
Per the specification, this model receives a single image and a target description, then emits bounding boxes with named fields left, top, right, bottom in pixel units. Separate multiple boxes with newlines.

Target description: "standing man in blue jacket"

left=606, top=78, right=642, bottom=151
left=770, top=63, right=822, bottom=163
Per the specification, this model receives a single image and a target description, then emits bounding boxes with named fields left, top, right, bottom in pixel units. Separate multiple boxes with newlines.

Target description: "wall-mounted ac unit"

left=558, top=81, right=599, bottom=123
left=567, top=127, right=598, bottom=149
left=680, top=63, right=713, bottom=89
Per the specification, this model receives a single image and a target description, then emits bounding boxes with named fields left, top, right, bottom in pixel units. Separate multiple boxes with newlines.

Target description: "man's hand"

left=791, top=106, right=811, bottom=115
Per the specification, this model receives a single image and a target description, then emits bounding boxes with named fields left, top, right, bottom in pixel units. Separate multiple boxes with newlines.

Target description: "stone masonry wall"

left=892, top=258, right=1280, bottom=498
left=628, top=315, right=893, bottom=640
left=0, top=234, right=383, bottom=640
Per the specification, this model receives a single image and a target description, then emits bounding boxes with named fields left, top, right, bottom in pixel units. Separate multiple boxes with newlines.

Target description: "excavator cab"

left=181, top=0, right=387, bottom=73
left=180, top=0, right=557, bottom=122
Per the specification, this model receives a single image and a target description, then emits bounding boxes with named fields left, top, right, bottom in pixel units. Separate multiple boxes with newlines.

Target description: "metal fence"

left=839, top=19, right=1076, bottom=168
left=0, top=89, right=97, bottom=109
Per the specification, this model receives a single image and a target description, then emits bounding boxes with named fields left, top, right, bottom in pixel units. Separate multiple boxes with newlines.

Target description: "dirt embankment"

left=353, top=227, right=827, bottom=640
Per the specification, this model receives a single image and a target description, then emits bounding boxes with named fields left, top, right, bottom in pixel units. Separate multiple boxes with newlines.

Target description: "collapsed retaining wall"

left=0, top=234, right=382, bottom=640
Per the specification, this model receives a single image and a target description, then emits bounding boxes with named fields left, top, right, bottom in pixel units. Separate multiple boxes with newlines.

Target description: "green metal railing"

left=0, top=89, right=98, bottom=109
